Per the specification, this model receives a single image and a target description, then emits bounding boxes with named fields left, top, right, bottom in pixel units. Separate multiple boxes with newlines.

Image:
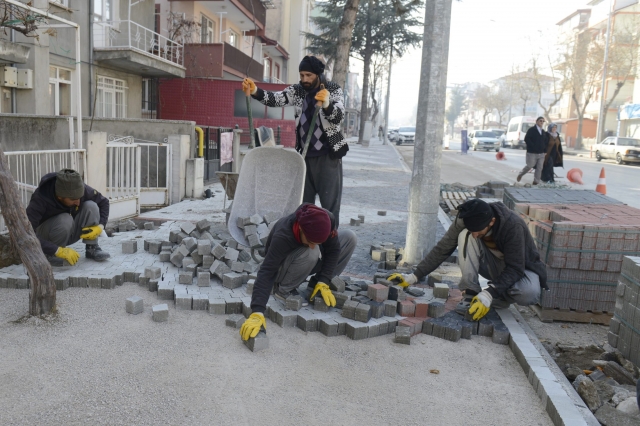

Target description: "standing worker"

left=516, top=116, right=547, bottom=185
left=242, top=56, right=348, bottom=227
left=388, top=199, right=547, bottom=320
left=27, top=169, right=111, bottom=266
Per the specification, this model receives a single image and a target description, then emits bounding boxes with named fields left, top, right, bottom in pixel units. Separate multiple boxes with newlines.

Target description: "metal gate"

left=201, top=126, right=233, bottom=183
left=106, top=141, right=141, bottom=220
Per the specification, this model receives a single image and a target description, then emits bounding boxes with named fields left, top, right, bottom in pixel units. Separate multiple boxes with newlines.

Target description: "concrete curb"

left=387, top=139, right=413, bottom=174
left=497, top=307, right=600, bottom=426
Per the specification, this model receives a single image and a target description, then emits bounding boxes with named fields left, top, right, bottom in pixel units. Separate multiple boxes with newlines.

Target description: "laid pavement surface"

left=0, top=137, right=553, bottom=425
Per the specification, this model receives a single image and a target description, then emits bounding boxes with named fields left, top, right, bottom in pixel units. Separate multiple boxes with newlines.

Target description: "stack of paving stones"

left=235, top=213, right=279, bottom=249
left=608, top=256, right=640, bottom=367
left=370, top=243, right=404, bottom=270
left=502, top=187, right=622, bottom=211
left=514, top=203, right=640, bottom=312
left=475, top=180, right=509, bottom=200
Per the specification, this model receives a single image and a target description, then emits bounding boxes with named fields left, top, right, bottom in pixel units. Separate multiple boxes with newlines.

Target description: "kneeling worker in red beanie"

left=240, top=203, right=357, bottom=341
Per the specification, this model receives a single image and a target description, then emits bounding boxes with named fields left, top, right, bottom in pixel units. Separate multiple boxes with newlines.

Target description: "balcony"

left=0, top=39, right=30, bottom=64
left=184, top=42, right=263, bottom=81
left=93, top=20, right=186, bottom=78
left=168, top=0, right=266, bottom=29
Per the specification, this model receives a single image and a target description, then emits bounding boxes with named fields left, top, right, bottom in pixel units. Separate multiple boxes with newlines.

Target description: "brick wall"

left=159, top=79, right=297, bottom=148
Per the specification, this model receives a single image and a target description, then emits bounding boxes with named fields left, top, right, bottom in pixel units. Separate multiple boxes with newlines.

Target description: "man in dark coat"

left=517, top=116, right=547, bottom=185
left=26, top=169, right=111, bottom=266
left=240, top=203, right=356, bottom=341
left=242, top=56, right=347, bottom=226
left=389, top=199, right=547, bottom=320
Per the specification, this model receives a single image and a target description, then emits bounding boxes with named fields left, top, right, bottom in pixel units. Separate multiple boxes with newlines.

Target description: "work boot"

left=516, top=174, right=522, bottom=183
left=47, top=255, right=64, bottom=267
left=86, top=244, right=110, bottom=262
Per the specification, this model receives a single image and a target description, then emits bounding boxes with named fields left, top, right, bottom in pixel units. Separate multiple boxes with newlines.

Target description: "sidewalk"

left=0, top=137, right=554, bottom=425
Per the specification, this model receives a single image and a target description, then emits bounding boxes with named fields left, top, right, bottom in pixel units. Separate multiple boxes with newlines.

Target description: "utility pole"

left=382, top=41, right=393, bottom=145
left=596, top=0, right=614, bottom=144
left=404, top=0, right=453, bottom=264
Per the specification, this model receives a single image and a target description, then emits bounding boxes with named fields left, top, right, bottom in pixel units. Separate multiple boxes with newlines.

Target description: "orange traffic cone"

left=567, top=168, right=583, bottom=185
left=596, top=167, right=606, bottom=195
left=496, top=151, right=506, bottom=161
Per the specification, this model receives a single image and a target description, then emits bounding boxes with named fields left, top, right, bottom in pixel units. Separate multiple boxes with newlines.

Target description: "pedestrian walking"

left=541, top=123, right=564, bottom=183
left=241, top=56, right=347, bottom=227
left=517, top=116, right=547, bottom=185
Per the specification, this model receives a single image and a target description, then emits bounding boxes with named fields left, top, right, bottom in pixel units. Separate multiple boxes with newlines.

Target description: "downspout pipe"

left=195, top=126, right=204, bottom=158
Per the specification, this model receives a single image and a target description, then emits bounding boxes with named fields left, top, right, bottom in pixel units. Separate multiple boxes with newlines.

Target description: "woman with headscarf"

left=541, top=123, right=564, bottom=183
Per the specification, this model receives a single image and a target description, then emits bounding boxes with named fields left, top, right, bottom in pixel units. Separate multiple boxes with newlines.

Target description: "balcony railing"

left=93, top=20, right=184, bottom=67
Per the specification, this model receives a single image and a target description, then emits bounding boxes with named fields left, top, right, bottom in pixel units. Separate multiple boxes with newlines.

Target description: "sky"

left=352, top=0, right=590, bottom=126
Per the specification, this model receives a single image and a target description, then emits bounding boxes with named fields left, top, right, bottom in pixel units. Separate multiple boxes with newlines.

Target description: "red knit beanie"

left=295, top=204, right=331, bottom=243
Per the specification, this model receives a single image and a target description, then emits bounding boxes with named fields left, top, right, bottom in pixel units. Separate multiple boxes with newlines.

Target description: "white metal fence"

left=93, top=20, right=184, bottom=67
left=106, top=142, right=141, bottom=220
left=0, top=150, right=86, bottom=234
left=137, top=142, right=172, bottom=207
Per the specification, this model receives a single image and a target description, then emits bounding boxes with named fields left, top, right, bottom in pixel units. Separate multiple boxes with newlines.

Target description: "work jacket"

left=250, top=204, right=340, bottom=314
left=26, top=172, right=109, bottom=256
left=413, top=202, right=548, bottom=298
left=253, top=81, right=349, bottom=159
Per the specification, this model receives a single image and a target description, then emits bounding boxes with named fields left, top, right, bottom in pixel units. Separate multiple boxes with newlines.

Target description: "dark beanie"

left=299, top=56, right=325, bottom=75
left=458, top=199, right=494, bottom=232
left=296, top=204, right=331, bottom=243
left=55, top=169, right=84, bottom=199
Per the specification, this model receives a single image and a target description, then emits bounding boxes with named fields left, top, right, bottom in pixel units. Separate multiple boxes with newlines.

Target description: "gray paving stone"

left=196, top=219, right=211, bottom=232
left=355, top=304, right=372, bottom=323
left=428, top=301, right=445, bottom=318
left=169, top=230, right=179, bottom=243
left=210, top=260, right=231, bottom=280
left=122, top=240, right=137, bottom=254
left=247, top=234, right=262, bottom=248
left=241, top=299, right=252, bottom=318
left=145, top=267, right=161, bottom=279
left=222, top=272, right=244, bottom=289
left=230, top=261, right=246, bottom=273
left=148, top=280, right=158, bottom=292
left=332, top=292, right=349, bottom=309
left=341, top=300, right=359, bottom=319
left=190, top=250, right=203, bottom=266
left=178, top=272, right=192, bottom=284
left=395, top=326, right=411, bottom=344
left=275, top=310, right=298, bottom=327
left=175, top=293, right=192, bottom=310
left=224, top=297, right=242, bottom=314
left=477, top=318, right=494, bottom=337
left=319, top=318, right=339, bottom=337
left=225, top=314, right=245, bottom=328
left=69, top=276, right=87, bottom=287
left=383, top=300, right=398, bottom=317
left=148, top=240, right=162, bottom=254
left=159, top=250, right=171, bottom=262
left=175, top=231, right=188, bottom=244
left=244, top=330, right=269, bottom=352
left=144, top=222, right=154, bottom=230
left=152, top=304, right=169, bottom=322
left=197, top=240, right=212, bottom=256
left=285, top=295, right=304, bottom=311
left=197, top=272, right=210, bottom=287
left=388, top=285, right=404, bottom=301
left=55, top=277, right=69, bottom=291
left=157, top=284, right=175, bottom=300
left=492, top=324, right=510, bottom=345
left=297, top=311, right=318, bottom=332
left=433, top=283, right=450, bottom=299
left=384, top=317, right=398, bottom=333
left=345, top=321, right=368, bottom=340
left=208, top=298, right=226, bottom=314
left=314, top=297, right=329, bottom=312
left=224, top=247, right=240, bottom=261
left=122, top=271, right=140, bottom=283
left=88, top=277, right=101, bottom=288
left=125, top=296, right=144, bottom=314
left=243, top=224, right=257, bottom=237
left=191, top=294, right=208, bottom=310
left=180, top=222, right=196, bottom=235
left=329, top=276, right=346, bottom=293
left=202, top=255, right=215, bottom=269
left=211, top=243, right=227, bottom=259
left=246, top=279, right=255, bottom=295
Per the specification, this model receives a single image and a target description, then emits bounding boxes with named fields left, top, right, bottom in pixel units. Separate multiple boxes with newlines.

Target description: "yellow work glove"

left=387, top=273, right=417, bottom=288
left=55, top=247, right=80, bottom=266
left=469, top=290, right=493, bottom=321
left=240, top=312, right=266, bottom=341
left=310, top=282, right=336, bottom=307
left=242, top=78, right=257, bottom=95
left=81, top=224, right=103, bottom=240
left=315, top=88, right=330, bottom=109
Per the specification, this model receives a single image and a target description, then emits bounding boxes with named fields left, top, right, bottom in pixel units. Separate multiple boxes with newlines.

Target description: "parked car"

left=469, top=130, right=500, bottom=152
left=388, top=127, right=399, bottom=142
left=488, top=128, right=506, bottom=147
left=593, top=136, right=640, bottom=164
left=505, top=116, right=536, bottom=149
left=396, top=126, right=416, bottom=145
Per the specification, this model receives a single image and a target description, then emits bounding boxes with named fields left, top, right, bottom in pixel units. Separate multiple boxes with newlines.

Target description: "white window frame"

left=96, top=76, right=128, bottom=118
left=228, top=29, right=239, bottom=48
left=50, top=0, right=69, bottom=7
left=201, top=14, right=215, bottom=43
left=94, top=0, right=116, bottom=22
left=49, top=65, right=74, bottom=116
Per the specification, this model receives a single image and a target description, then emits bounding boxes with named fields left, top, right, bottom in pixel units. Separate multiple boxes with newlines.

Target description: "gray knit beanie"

left=55, top=169, right=84, bottom=199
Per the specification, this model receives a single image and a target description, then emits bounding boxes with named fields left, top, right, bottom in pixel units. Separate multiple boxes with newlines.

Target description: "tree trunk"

left=572, top=93, right=584, bottom=150
left=404, top=0, right=453, bottom=264
left=332, top=0, right=361, bottom=89
left=358, top=0, right=374, bottom=145
left=0, top=150, right=56, bottom=316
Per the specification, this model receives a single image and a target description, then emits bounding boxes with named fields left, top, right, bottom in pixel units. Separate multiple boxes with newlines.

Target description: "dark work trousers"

left=35, top=201, right=101, bottom=248
left=276, top=230, right=357, bottom=294
left=303, top=154, right=343, bottom=228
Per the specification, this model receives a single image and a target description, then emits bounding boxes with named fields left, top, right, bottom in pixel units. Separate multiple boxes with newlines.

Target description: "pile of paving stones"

left=554, top=344, right=640, bottom=422
left=608, top=256, right=640, bottom=368
left=370, top=243, right=405, bottom=270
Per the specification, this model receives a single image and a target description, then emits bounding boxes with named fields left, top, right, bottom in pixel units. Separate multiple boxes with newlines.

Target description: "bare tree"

left=332, top=0, right=361, bottom=89
left=474, top=85, right=493, bottom=129
left=0, top=0, right=50, bottom=39
left=445, top=85, right=465, bottom=136
left=530, top=57, right=566, bottom=123
left=368, top=55, right=388, bottom=123
left=491, top=85, right=511, bottom=126
left=166, top=11, right=200, bottom=44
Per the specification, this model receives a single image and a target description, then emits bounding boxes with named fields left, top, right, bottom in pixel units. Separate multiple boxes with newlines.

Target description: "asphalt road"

left=396, top=140, right=640, bottom=209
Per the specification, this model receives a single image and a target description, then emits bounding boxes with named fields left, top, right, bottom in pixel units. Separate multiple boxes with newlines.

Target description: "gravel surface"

left=0, top=286, right=552, bottom=426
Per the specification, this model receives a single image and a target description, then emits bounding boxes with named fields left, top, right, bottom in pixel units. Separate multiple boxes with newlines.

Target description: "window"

left=49, top=66, right=72, bottom=116
left=274, top=63, right=280, bottom=81
left=142, top=78, right=158, bottom=119
left=263, top=56, right=271, bottom=82
left=201, top=15, right=215, bottom=43
left=94, top=0, right=113, bottom=21
left=96, top=76, right=127, bottom=118
left=51, top=0, right=69, bottom=7
left=228, top=30, right=239, bottom=48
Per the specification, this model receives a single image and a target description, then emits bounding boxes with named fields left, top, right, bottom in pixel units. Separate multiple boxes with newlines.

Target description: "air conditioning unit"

left=0, top=66, right=18, bottom=88
left=17, top=69, right=33, bottom=89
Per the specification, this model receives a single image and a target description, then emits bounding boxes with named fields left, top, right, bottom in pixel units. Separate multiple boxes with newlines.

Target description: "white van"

left=505, top=116, right=536, bottom=149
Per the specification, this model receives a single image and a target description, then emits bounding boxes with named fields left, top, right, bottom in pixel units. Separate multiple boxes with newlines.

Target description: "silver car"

left=396, top=126, right=416, bottom=145
left=469, top=130, right=500, bottom=152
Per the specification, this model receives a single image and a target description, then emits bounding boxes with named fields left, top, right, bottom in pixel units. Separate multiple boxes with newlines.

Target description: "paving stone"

left=226, top=313, right=245, bottom=328
left=121, top=240, right=137, bottom=254
left=395, top=326, right=411, bottom=344
left=414, top=300, right=429, bottom=317
left=196, top=219, right=211, bottom=232
left=333, top=292, right=349, bottom=309
left=367, top=283, right=389, bottom=302
left=211, top=243, right=227, bottom=259
left=210, top=260, right=232, bottom=280
left=169, top=230, right=180, bottom=243
left=355, top=303, right=372, bottom=323
left=181, top=237, right=197, bottom=253
left=157, top=284, right=174, bottom=300
left=433, top=283, right=450, bottom=299
left=244, top=330, right=269, bottom=352
left=397, top=300, right=416, bottom=317
left=125, top=296, right=143, bottom=314
left=152, top=304, right=169, bottom=322
left=341, top=300, right=359, bottom=319
left=144, top=267, right=161, bottom=279
left=383, top=300, right=398, bottom=317
left=377, top=210, right=387, bottom=216
left=350, top=218, right=360, bottom=226
left=461, top=320, right=476, bottom=339
left=428, top=301, right=445, bottom=318
left=53, top=277, right=68, bottom=291
left=237, top=249, right=252, bottom=263
left=143, top=221, right=154, bottom=230
left=314, top=297, right=329, bottom=312
left=185, top=264, right=197, bottom=276
left=243, top=224, right=257, bottom=237
left=180, top=222, right=196, bottom=235
left=222, top=272, right=244, bottom=289
left=148, top=280, right=158, bottom=292
left=286, top=295, right=304, bottom=311
left=230, top=261, right=246, bottom=273
left=178, top=272, right=193, bottom=284
left=405, top=287, right=425, bottom=297
left=208, top=298, right=226, bottom=314
left=492, top=324, right=510, bottom=345
left=245, top=279, right=255, bottom=295
left=197, top=272, right=210, bottom=287
left=477, top=317, right=494, bottom=337
left=202, top=255, right=215, bottom=269
left=319, top=318, right=339, bottom=337
left=274, top=310, right=298, bottom=327
left=345, top=321, right=368, bottom=340
left=148, top=240, right=162, bottom=255
left=159, top=250, right=171, bottom=262
left=192, top=294, right=209, bottom=310
left=444, top=322, right=462, bottom=342
left=245, top=234, right=261, bottom=249
left=422, top=318, right=434, bottom=335
left=297, top=311, right=318, bottom=332
left=224, top=297, right=243, bottom=314
left=367, top=300, right=385, bottom=319
left=175, top=294, right=192, bottom=310
left=352, top=295, right=370, bottom=305
left=175, top=231, right=188, bottom=244
left=224, top=247, right=240, bottom=261
left=388, top=285, right=405, bottom=301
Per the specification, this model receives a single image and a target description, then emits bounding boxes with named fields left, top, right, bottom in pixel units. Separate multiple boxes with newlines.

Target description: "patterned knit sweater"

left=252, top=81, right=349, bottom=158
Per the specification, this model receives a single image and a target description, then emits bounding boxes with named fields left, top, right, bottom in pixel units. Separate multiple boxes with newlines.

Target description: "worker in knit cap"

left=389, top=199, right=547, bottom=320
left=26, top=168, right=111, bottom=266
left=240, top=203, right=357, bottom=341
